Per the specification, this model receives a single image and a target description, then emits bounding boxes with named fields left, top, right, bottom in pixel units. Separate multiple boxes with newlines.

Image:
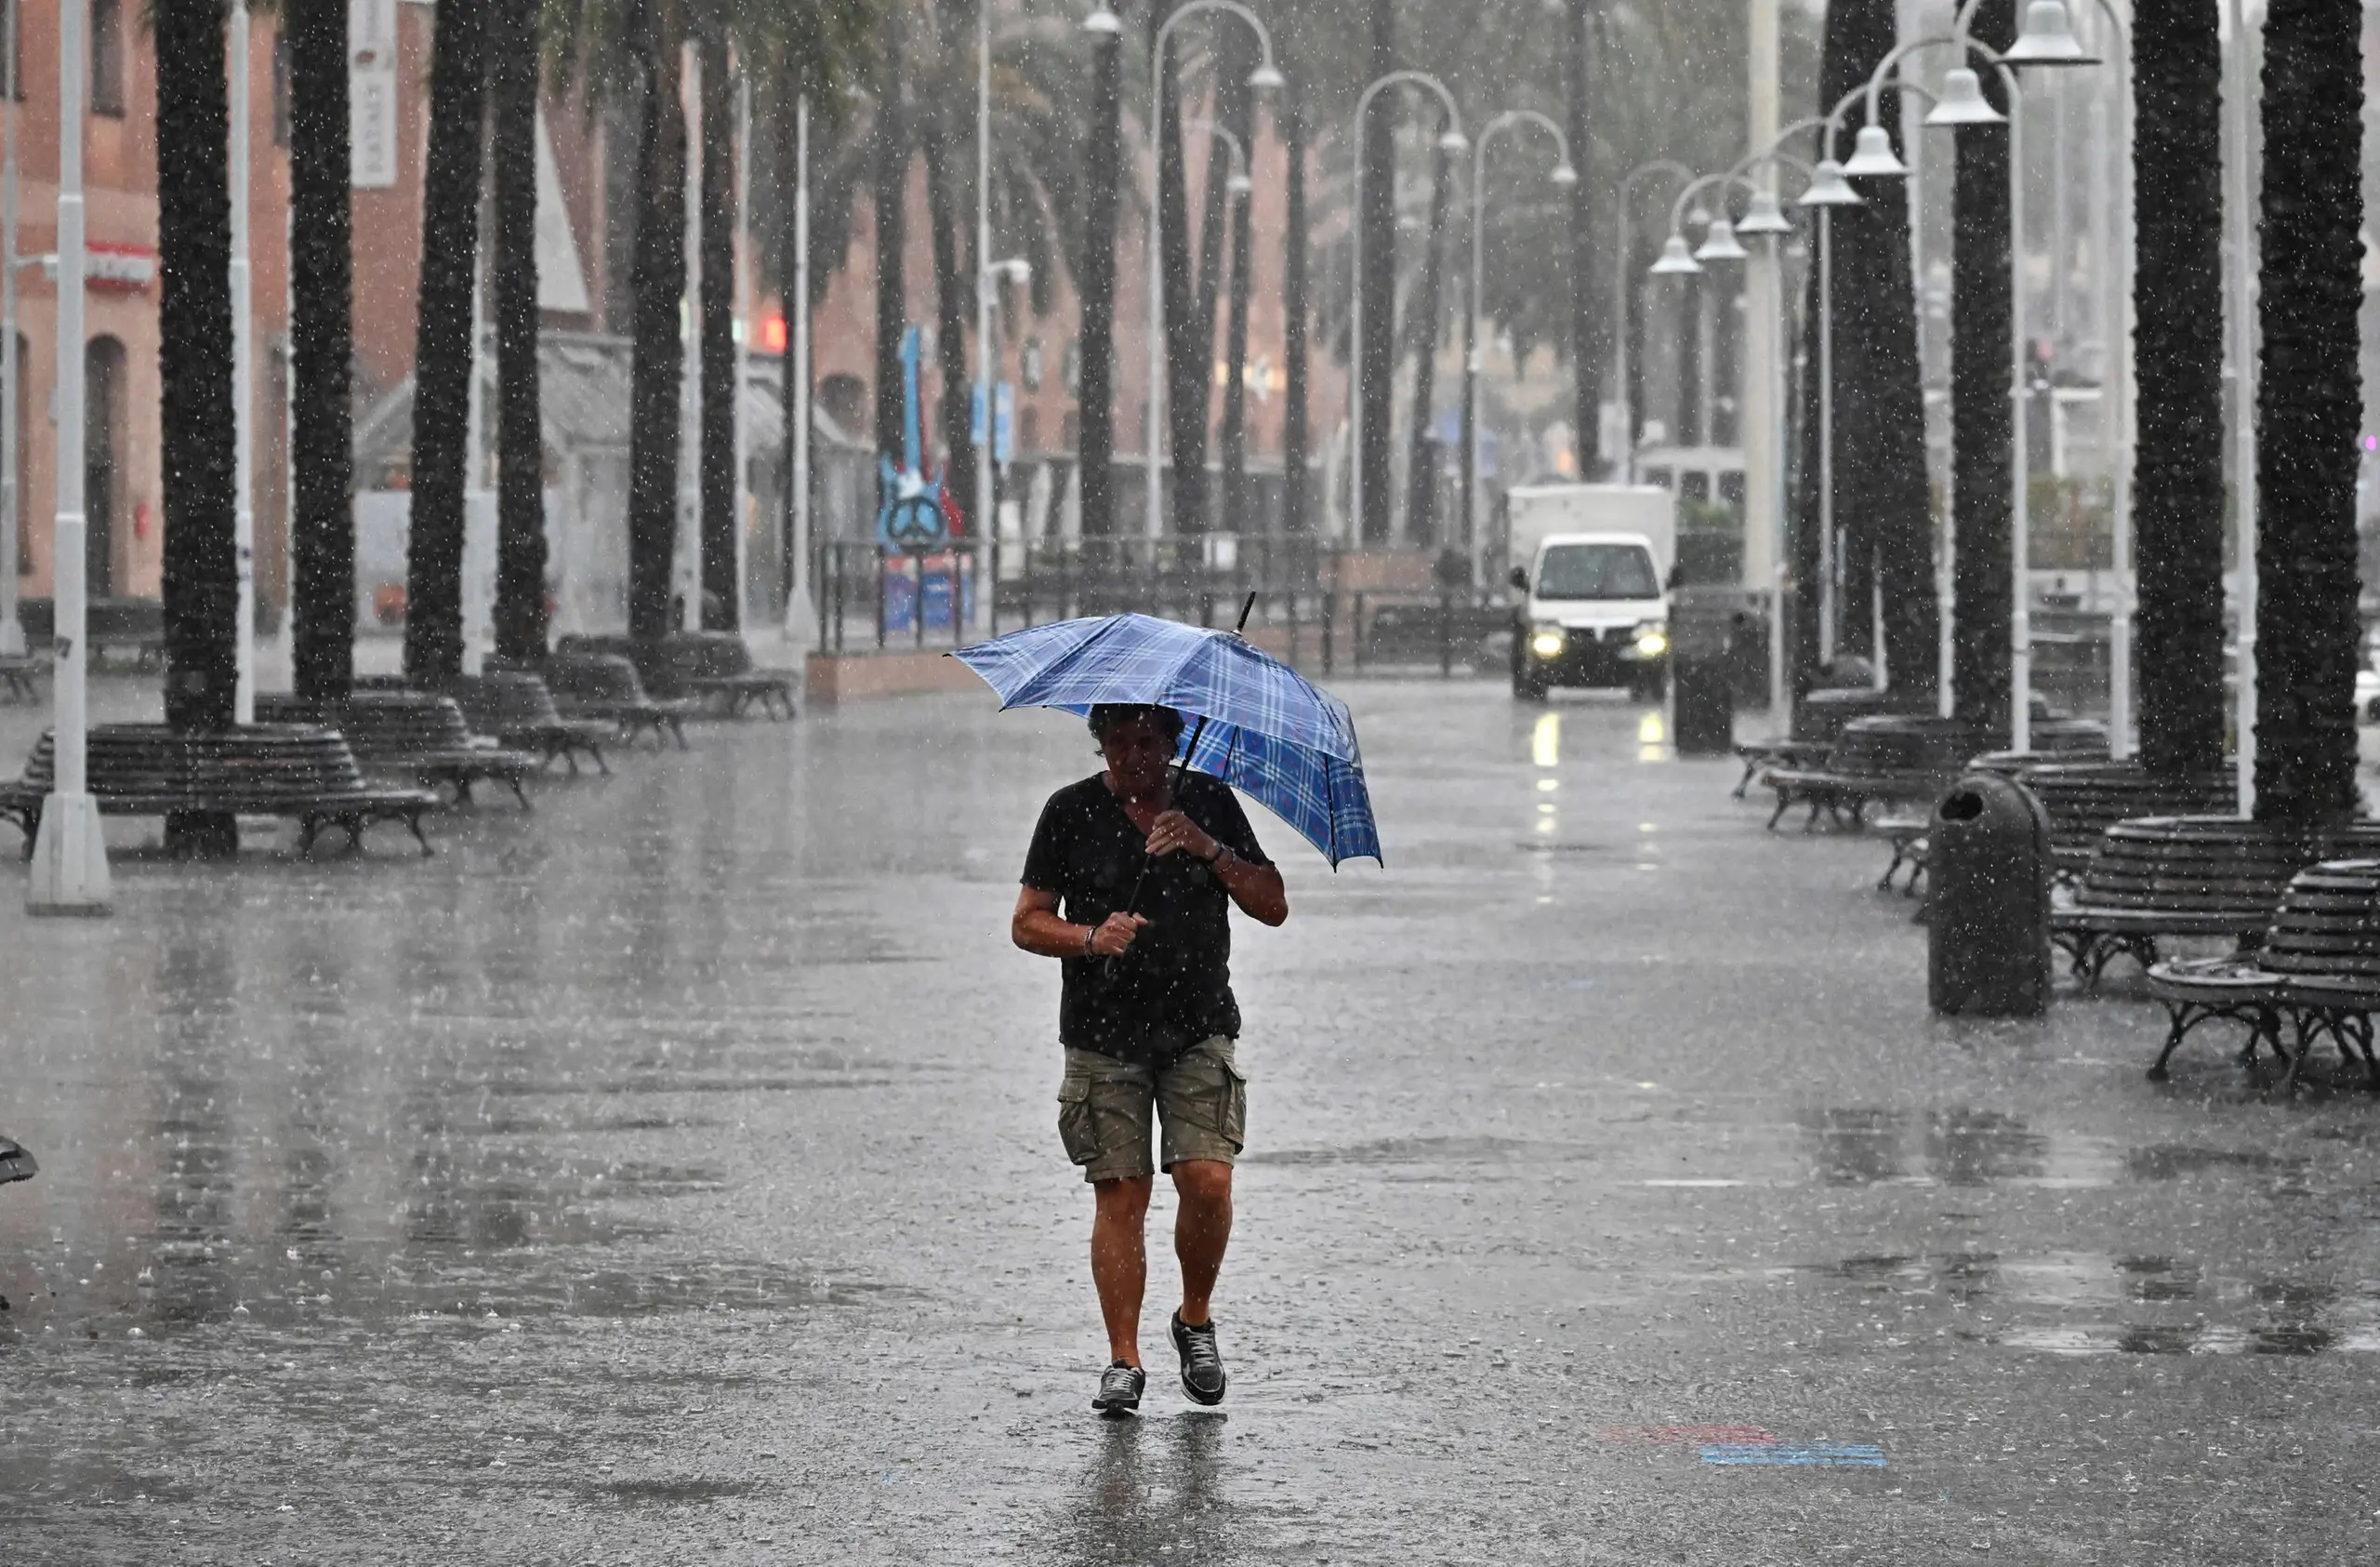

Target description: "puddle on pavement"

left=1788, top=1250, right=2380, bottom=1357
left=1244, top=1135, right=1598, bottom=1167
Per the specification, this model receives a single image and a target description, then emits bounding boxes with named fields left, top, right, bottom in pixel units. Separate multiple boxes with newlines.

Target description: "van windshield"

left=1533, top=543, right=1659, bottom=601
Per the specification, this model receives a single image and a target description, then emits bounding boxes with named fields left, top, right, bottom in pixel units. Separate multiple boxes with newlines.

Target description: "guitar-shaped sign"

left=875, top=325, right=955, bottom=550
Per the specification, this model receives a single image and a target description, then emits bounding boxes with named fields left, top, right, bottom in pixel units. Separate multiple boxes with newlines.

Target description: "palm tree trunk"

left=1217, top=31, right=1257, bottom=536
left=1281, top=77, right=1311, bottom=541
left=287, top=0, right=354, bottom=700
left=1403, top=141, right=1452, bottom=548
left=1076, top=17, right=1122, bottom=539
left=870, top=45, right=907, bottom=491
left=1170, top=28, right=1248, bottom=542
left=403, top=0, right=488, bottom=687
left=155, top=0, right=239, bottom=854
left=627, top=12, right=688, bottom=648
left=919, top=114, right=975, bottom=538
left=1949, top=0, right=2016, bottom=744
left=1355, top=0, right=1394, bottom=543
left=2253, top=0, right=2364, bottom=826
left=2132, top=0, right=2227, bottom=777
left=1564, top=0, right=1603, bottom=477
left=489, top=0, right=546, bottom=663
left=697, top=22, right=738, bottom=628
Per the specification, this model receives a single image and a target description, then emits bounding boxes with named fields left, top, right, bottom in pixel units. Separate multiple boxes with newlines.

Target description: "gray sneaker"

left=1170, top=1312, right=1227, bottom=1405
left=1091, top=1361, right=1145, bottom=1415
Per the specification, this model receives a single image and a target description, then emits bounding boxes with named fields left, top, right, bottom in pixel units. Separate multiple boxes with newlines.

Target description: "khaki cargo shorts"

left=1056, top=1035, right=1247, bottom=1183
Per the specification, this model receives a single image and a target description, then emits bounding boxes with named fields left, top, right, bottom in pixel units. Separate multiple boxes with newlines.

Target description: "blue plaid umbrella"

left=953, top=613, right=1382, bottom=868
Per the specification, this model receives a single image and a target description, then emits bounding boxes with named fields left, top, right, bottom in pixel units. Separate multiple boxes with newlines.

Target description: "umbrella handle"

left=1110, top=591, right=1258, bottom=945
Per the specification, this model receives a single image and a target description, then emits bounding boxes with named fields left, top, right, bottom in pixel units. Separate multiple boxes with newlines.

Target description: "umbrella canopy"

left=953, top=614, right=1382, bottom=867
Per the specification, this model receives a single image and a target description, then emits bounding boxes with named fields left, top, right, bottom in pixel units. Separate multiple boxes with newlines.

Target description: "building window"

left=4, top=0, right=23, bottom=101
left=10, top=333, right=25, bottom=575
left=90, top=0, right=126, bottom=116
left=1021, top=337, right=1045, bottom=392
left=271, top=33, right=290, bottom=146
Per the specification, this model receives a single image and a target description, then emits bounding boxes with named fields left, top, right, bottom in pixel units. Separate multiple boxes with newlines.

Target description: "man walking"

left=1012, top=704, right=1288, bottom=1414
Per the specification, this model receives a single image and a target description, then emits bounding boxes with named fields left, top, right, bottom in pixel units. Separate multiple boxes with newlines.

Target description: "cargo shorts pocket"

left=1216, top=1061, right=1248, bottom=1152
left=1056, top=1077, right=1102, bottom=1167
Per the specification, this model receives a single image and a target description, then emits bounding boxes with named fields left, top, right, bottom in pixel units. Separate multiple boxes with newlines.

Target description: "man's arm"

left=1144, top=812, right=1289, bottom=927
left=1012, top=886, right=1150, bottom=957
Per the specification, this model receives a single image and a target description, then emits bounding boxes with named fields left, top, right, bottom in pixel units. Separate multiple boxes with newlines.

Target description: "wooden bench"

left=0, top=724, right=439, bottom=857
left=661, top=631, right=798, bottom=719
left=2053, top=816, right=2380, bottom=986
left=258, top=692, right=540, bottom=809
left=545, top=654, right=695, bottom=750
left=2012, top=762, right=2237, bottom=874
left=454, top=672, right=614, bottom=775
left=2147, top=858, right=2380, bottom=1087
left=1761, top=716, right=2104, bottom=832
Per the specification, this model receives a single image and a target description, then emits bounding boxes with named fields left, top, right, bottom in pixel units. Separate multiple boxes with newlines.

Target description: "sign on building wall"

left=350, top=0, right=400, bottom=189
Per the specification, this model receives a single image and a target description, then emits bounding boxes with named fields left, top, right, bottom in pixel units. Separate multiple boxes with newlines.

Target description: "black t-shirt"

left=1021, top=772, right=1271, bottom=1067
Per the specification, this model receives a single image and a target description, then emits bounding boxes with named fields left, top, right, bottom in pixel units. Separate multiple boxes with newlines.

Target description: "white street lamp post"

left=30, top=0, right=111, bottom=913
left=1344, top=69, right=1461, bottom=546
left=1465, top=109, right=1575, bottom=586
left=1142, top=0, right=1282, bottom=538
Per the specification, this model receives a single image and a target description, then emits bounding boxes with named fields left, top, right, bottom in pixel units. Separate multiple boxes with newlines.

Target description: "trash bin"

left=1927, top=771, right=2053, bottom=1017
left=1667, top=585, right=1735, bottom=756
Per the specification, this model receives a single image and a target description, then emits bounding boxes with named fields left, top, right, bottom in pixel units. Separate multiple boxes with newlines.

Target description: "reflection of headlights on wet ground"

left=1529, top=628, right=1566, bottom=659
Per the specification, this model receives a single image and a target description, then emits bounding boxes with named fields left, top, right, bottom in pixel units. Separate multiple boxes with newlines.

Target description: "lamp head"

left=1247, top=61, right=1285, bottom=92
left=1736, top=188, right=1793, bottom=236
left=1081, top=5, right=1122, bottom=36
left=1437, top=126, right=1470, bottom=156
left=1839, top=124, right=1908, bottom=179
left=1550, top=162, right=1580, bottom=188
left=2003, top=0, right=2099, bottom=67
left=1693, top=218, right=1749, bottom=263
left=1925, top=68, right=2007, bottom=126
left=1225, top=169, right=1253, bottom=197
left=1649, top=234, right=1701, bottom=276
left=1798, top=159, right=1865, bottom=207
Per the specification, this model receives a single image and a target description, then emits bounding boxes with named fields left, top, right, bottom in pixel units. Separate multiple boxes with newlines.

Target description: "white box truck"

left=1502, top=484, right=1678, bottom=701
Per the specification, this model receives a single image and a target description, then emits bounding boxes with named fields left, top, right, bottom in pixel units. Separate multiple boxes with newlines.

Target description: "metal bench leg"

left=404, top=811, right=433, bottom=857
left=591, top=744, right=610, bottom=776
left=507, top=776, right=533, bottom=810
left=296, top=818, right=320, bottom=858
left=669, top=718, right=688, bottom=750
left=1765, top=791, right=1791, bottom=831
left=1733, top=758, right=1758, bottom=800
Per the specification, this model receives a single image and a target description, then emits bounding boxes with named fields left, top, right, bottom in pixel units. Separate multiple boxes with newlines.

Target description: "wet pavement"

left=3, top=677, right=2377, bottom=1562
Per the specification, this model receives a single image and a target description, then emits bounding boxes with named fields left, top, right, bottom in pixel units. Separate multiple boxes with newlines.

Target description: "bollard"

left=1927, top=772, right=2053, bottom=1017
left=1666, top=584, right=1735, bottom=755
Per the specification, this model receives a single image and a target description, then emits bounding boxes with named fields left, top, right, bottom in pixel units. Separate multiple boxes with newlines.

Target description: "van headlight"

left=1528, top=627, right=1567, bottom=659
left=1633, top=621, right=1669, bottom=658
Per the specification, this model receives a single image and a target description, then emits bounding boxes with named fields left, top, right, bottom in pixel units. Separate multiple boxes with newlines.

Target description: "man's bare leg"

left=1170, top=1160, right=1234, bottom=1327
left=1091, top=1175, right=1153, bottom=1365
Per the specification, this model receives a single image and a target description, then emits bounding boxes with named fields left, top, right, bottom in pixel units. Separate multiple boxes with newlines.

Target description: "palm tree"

left=1216, top=121, right=1254, bottom=535
left=2131, top=0, right=2226, bottom=777
left=917, top=103, right=974, bottom=537
left=490, top=0, right=548, bottom=662
left=156, top=0, right=240, bottom=854
left=1791, top=0, right=1930, bottom=704
left=1355, top=0, right=1393, bottom=543
left=287, top=0, right=355, bottom=700
left=1948, top=0, right=2015, bottom=743
left=1075, top=6, right=1123, bottom=538
left=696, top=15, right=738, bottom=628
left=1402, top=139, right=1453, bottom=547
left=869, top=16, right=907, bottom=496
left=2253, top=0, right=2364, bottom=826
left=1561, top=0, right=1601, bottom=480
left=626, top=3, right=688, bottom=649
left=1278, top=71, right=1310, bottom=540
left=403, top=0, right=489, bottom=687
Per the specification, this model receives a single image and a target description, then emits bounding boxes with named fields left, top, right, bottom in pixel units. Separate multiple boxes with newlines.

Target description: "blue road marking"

left=1699, top=1443, right=1887, bottom=1467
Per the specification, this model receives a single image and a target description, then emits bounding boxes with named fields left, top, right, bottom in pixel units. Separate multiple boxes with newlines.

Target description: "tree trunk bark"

left=698, top=24, right=738, bottom=629
left=1076, top=20, right=1121, bottom=539
left=404, top=0, right=487, bottom=687
left=1217, top=24, right=1257, bottom=536
left=870, top=36, right=907, bottom=495
left=490, top=0, right=547, bottom=663
left=1949, top=0, right=2016, bottom=745
left=1403, top=141, right=1452, bottom=548
left=2254, top=0, right=2365, bottom=826
left=2131, top=0, right=2227, bottom=777
left=156, top=0, right=240, bottom=854
left=627, top=16, right=687, bottom=649
left=919, top=114, right=974, bottom=539
left=1355, top=0, right=1394, bottom=543
left=288, top=0, right=354, bottom=700
left=1564, top=0, right=1604, bottom=478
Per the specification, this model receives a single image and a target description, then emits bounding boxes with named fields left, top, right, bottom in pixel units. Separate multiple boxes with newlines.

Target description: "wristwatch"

left=1206, top=844, right=1235, bottom=872
left=1082, top=924, right=1098, bottom=958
